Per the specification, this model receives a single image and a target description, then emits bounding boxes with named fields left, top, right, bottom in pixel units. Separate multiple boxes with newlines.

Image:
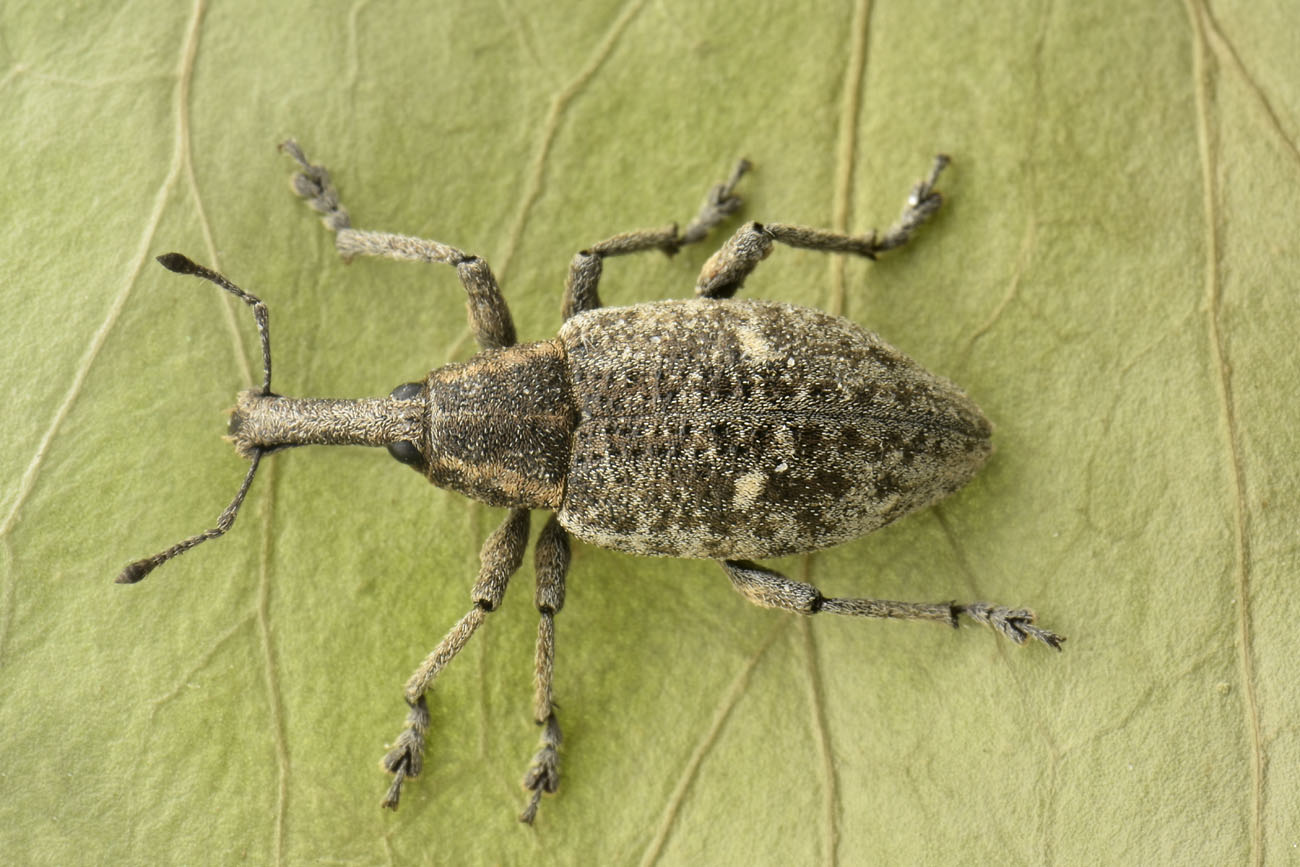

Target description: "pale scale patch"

left=732, top=470, right=767, bottom=512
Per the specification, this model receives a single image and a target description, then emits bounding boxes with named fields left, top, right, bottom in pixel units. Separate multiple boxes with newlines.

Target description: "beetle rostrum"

left=119, top=143, right=1062, bottom=824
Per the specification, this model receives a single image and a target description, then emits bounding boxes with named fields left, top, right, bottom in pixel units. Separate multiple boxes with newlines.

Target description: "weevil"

left=118, top=141, right=1062, bottom=824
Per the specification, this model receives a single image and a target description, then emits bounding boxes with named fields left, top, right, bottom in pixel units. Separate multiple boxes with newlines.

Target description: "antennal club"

left=114, top=254, right=274, bottom=584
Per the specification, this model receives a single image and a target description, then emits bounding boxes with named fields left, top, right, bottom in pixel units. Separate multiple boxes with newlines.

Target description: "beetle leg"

left=696, top=155, right=949, bottom=299
left=380, top=509, right=532, bottom=811
left=281, top=139, right=517, bottom=349
left=519, top=514, right=571, bottom=824
left=563, top=159, right=749, bottom=319
left=720, top=559, right=1063, bottom=650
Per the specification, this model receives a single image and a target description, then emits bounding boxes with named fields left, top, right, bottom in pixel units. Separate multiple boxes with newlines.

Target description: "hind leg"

left=721, top=559, right=1063, bottom=649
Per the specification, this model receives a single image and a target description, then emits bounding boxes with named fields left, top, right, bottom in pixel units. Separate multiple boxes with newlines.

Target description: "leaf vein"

left=1185, top=2, right=1264, bottom=863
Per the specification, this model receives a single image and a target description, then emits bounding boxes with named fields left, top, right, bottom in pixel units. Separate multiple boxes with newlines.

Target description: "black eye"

left=388, top=382, right=426, bottom=469
left=388, top=440, right=426, bottom=470
left=390, top=381, right=424, bottom=400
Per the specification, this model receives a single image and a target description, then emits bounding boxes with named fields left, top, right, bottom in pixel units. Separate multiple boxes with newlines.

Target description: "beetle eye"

left=388, top=382, right=425, bottom=469
left=390, top=381, right=423, bottom=400
left=388, top=439, right=426, bottom=470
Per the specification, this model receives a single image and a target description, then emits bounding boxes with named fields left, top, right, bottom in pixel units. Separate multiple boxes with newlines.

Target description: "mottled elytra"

left=119, top=142, right=1062, bottom=824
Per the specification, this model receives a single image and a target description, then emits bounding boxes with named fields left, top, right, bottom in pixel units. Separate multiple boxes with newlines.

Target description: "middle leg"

left=696, top=155, right=949, bottom=299
left=562, top=159, right=750, bottom=319
left=519, top=514, right=571, bottom=824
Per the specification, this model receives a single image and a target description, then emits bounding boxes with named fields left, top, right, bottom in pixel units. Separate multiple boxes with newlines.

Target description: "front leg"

left=282, top=139, right=516, bottom=349
left=381, top=509, right=532, bottom=810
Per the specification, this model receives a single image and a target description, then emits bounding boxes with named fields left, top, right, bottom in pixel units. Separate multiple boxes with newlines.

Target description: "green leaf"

left=4, top=0, right=1298, bottom=862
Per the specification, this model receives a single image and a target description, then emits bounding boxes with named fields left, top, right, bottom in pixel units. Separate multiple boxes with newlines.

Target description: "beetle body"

left=124, top=147, right=1058, bottom=826
left=560, top=299, right=991, bottom=557
left=399, top=298, right=991, bottom=559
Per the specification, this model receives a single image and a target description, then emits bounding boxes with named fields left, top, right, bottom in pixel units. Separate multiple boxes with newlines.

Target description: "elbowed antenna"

left=156, top=253, right=273, bottom=395
left=115, top=451, right=263, bottom=584
left=115, top=254, right=273, bottom=584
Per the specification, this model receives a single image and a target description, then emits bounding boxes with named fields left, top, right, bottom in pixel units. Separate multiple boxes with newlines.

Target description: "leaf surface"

left=3, top=0, right=1297, bottom=863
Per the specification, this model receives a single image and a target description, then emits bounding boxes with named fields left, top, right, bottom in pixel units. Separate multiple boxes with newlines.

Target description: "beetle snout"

left=226, top=389, right=274, bottom=459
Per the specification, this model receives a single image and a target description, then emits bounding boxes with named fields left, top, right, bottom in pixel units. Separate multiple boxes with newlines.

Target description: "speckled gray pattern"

left=556, top=299, right=991, bottom=558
